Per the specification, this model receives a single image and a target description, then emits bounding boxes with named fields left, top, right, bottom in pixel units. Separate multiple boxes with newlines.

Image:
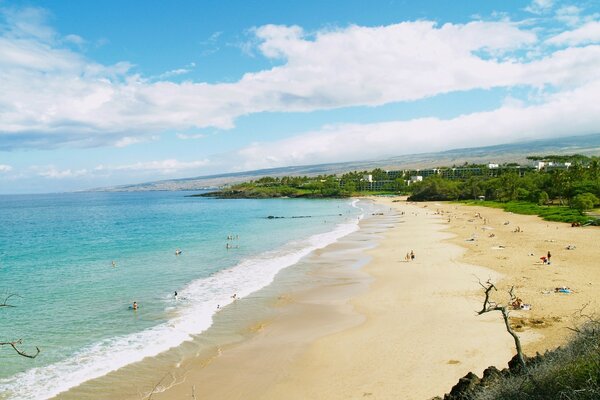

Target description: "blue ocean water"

left=0, top=191, right=364, bottom=399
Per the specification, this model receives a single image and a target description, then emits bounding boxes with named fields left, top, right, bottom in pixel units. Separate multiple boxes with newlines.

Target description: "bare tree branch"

left=477, top=280, right=526, bottom=370
left=0, top=293, right=21, bottom=308
left=0, top=339, right=40, bottom=359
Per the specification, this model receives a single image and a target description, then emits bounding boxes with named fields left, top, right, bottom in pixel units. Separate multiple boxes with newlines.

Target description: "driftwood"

left=1, top=292, right=40, bottom=358
left=0, top=339, right=40, bottom=359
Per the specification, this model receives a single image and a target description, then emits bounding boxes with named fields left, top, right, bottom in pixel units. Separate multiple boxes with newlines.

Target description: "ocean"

left=0, top=191, right=367, bottom=399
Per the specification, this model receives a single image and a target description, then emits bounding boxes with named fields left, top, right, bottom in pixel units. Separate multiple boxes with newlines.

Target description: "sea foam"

left=0, top=200, right=364, bottom=400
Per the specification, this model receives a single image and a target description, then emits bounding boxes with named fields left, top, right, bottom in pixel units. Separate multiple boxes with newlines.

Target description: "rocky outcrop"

left=434, top=353, right=545, bottom=400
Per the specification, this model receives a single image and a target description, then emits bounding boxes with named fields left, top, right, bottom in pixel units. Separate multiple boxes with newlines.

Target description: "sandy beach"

left=57, top=198, right=600, bottom=400
left=149, top=198, right=526, bottom=400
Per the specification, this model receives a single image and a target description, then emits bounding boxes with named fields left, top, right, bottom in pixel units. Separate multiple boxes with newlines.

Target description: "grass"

left=459, top=200, right=595, bottom=224
left=472, top=322, right=600, bottom=400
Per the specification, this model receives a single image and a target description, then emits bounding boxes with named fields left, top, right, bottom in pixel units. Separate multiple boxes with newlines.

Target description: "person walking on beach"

left=405, top=252, right=410, bottom=262
left=410, top=250, right=415, bottom=261
left=547, top=251, right=551, bottom=264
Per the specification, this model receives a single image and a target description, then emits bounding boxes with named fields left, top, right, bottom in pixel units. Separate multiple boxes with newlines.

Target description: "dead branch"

left=0, top=293, right=21, bottom=308
left=477, top=278, right=498, bottom=314
left=477, top=280, right=526, bottom=370
left=0, top=339, right=40, bottom=359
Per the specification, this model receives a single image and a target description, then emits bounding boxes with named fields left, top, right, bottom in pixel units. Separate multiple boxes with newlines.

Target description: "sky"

left=1, top=0, right=600, bottom=194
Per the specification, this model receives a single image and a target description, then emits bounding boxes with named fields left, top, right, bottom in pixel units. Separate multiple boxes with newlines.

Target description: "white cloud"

left=1, top=7, right=599, bottom=152
left=95, top=159, right=210, bottom=174
left=525, top=0, right=554, bottom=15
left=114, top=135, right=158, bottom=147
left=232, top=78, right=600, bottom=171
left=33, top=165, right=88, bottom=179
left=63, top=34, right=85, bottom=45
left=176, top=133, right=206, bottom=140
left=554, top=5, right=583, bottom=26
left=546, top=21, right=600, bottom=46
left=0, top=164, right=13, bottom=172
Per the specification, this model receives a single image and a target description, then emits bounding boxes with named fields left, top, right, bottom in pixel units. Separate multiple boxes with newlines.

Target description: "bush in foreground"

left=438, top=321, right=600, bottom=400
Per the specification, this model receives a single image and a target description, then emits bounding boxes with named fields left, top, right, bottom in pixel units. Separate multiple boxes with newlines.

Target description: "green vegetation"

left=408, top=154, right=600, bottom=224
left=198, top=169, right=410, bottom=199
left=460, top=200, right=593, bottom=224
left=198, top=154, right=600, bottom=224
left=472, top=322, right=600, bottom=400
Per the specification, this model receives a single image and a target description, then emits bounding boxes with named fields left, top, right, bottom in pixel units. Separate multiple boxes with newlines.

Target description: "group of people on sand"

left=404, top=250, right=415, bottom=262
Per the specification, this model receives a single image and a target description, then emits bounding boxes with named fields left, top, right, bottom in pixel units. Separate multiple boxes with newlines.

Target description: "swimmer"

left=231, top=293, right=237, bottom=299
left=175, top=249, right=182, bottom=255
left=132, top=301, right=138, bottom=310
left=174, top=291, right=178, bottom=299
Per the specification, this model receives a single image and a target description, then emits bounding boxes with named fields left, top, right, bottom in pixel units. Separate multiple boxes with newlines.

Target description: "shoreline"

left=55, top=197, right=599, bottom=400
left=147, top=199, right=515, bottom=399
left=52, top=199, right=381, bottom=400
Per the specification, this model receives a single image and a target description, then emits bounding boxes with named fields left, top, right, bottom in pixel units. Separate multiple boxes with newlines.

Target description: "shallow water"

left=0, top=191, right=366, bottom=399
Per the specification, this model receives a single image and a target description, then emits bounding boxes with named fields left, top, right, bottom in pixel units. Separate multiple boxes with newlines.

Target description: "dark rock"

left=508, top=354, right=525, bottom=372
left=481, top=366, right=502, bottom=385
left=446, top=371, right=480, bottom=399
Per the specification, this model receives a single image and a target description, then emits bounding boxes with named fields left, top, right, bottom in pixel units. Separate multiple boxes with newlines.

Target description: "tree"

left=1, top=292, right=40, bottom=358
left=478, top=280, right=526, bottom=370
left=538, top=191, right=550, bottom=206
left=571, top=193, right=599, bottom=214
left=498, top=173, right=520, bottom=202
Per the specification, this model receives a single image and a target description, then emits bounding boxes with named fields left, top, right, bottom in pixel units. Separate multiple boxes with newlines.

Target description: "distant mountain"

left=91, top=133, right=600, bottom=192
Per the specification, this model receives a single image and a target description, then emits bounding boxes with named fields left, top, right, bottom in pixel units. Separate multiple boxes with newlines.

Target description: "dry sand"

left=145, top=198, right=599, bottom=399
left=431, top=201, right=600, bottom=354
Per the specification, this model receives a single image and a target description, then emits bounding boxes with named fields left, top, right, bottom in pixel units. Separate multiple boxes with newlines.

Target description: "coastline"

left=52, top=199, right=379, bottom=400
left=147, top=198, right=514, bottom=400
left=55, top=197, right=599, bottom=400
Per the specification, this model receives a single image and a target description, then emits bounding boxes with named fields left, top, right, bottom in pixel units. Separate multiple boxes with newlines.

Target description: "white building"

left=409, top=175, right=423, bottom=185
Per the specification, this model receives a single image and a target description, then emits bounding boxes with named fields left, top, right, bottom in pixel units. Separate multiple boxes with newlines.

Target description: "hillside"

left=91, top=133, right=600, bottom=192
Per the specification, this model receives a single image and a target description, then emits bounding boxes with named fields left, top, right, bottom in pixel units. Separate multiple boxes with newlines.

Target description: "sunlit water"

left=0, top=191, right=366, bottom=399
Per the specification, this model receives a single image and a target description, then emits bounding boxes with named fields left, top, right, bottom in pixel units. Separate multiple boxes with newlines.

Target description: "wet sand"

left=57, top=198, right=599, bottom=400
left=151, top=200, right=515, bottom=400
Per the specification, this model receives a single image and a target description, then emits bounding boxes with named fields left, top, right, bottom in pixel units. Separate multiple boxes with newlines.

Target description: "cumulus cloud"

left=232, top=78, right=600, bottom=171
left=0, top=164, right=13, bottom=172
left=0, top=6, right=599, bottom=152
left=546, top=21, right=600, bottom=46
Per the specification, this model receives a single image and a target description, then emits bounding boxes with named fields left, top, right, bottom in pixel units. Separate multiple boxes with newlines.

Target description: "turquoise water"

left=0, top=191, right=364, bottom=399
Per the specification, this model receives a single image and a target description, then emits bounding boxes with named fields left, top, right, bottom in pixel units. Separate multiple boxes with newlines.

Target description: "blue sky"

left=1, top=0, right=600, bottom=193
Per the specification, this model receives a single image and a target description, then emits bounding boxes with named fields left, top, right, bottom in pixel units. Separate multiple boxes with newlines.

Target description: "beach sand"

left=431, top=201, right=600, bottom=355
left=152, top=199, right=519, bottom=400
left=59, top=198, right=600, bottom=400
